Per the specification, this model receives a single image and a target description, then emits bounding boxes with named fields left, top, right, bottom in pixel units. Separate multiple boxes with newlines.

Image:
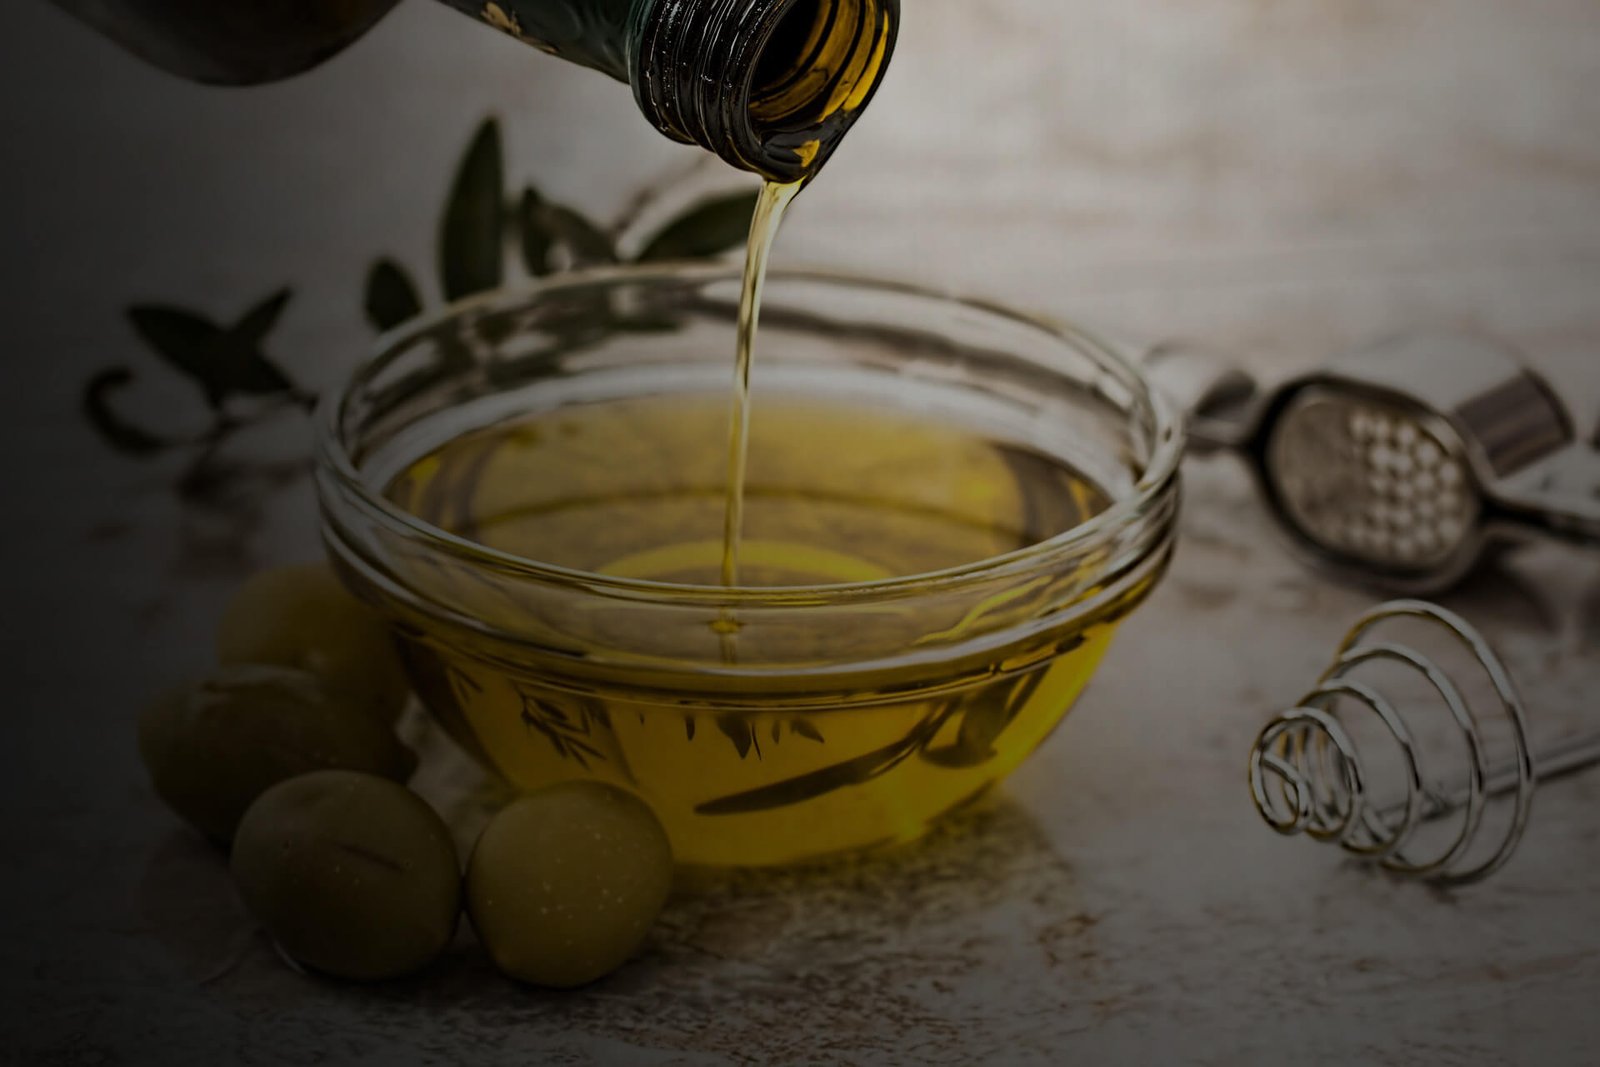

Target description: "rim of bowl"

left=316, top=262, right=1184, bottom=609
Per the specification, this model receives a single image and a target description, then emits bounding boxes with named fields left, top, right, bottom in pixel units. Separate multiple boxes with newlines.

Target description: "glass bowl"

left=316, top=265, right=1182, bottom=866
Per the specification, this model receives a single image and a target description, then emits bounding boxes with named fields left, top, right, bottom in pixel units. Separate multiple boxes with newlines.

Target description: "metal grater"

left=1148, top=332, right=1600, bottom=592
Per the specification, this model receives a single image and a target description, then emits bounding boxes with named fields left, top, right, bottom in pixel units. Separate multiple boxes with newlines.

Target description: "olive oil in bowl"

left=320, top=268, right=1181, bottom=866
left=382, top=390, right=1135, bottom=864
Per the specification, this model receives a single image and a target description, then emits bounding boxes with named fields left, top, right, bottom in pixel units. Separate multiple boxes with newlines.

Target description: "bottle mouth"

left=633, top=0, right=899, bottom=183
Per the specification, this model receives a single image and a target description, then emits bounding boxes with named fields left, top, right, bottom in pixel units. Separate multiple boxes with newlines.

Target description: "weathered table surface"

left=5, top=2, right=1599, bottom=1063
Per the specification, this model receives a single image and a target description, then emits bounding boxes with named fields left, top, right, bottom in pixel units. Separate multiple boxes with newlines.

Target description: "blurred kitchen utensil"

left=1148, top=332, right=1600, bottom=593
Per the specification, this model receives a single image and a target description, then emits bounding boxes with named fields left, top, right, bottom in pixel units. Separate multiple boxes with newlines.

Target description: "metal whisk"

left=1248, top=599, right=1600, bottom=886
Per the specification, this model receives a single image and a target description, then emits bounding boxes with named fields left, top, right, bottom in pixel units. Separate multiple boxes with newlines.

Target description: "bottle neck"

left=628, top=0, right=899, bottom=183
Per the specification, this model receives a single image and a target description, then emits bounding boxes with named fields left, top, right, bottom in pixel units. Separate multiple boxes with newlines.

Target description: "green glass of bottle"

left=52, top=0, right=899, bottom=181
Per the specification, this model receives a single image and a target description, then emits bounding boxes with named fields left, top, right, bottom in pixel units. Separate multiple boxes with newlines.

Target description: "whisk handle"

left=1381, top=734, right=1600, bottom=827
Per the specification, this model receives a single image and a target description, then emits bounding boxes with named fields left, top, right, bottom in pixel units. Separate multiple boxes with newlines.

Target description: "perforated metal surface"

left=1268, top=390, right=1479, bottom=572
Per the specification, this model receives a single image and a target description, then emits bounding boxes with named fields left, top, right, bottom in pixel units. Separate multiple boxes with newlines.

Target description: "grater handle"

left=1491, top=442, right=1600, bottom=547
left=1142, top=342, right=1261, bottom=454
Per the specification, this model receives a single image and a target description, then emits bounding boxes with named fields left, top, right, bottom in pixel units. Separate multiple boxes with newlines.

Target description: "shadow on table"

left=136, top=792, right=1096, bottom=1060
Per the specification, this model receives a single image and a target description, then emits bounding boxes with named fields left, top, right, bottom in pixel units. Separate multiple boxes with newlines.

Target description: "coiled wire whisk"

left=1249, top=600, right=1600, bottom=886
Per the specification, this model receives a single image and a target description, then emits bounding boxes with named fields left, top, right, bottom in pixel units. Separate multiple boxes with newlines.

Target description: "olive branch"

left=84, top=116, right=863, bottom=771
left=81, top=116, right=762, bottom=509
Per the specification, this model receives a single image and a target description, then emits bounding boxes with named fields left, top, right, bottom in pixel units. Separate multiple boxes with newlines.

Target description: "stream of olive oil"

left=722, top=179, right=802, bottom=589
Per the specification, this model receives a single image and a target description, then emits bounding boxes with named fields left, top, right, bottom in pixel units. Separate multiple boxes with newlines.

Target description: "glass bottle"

left=51, top=0, right=900, bottom=182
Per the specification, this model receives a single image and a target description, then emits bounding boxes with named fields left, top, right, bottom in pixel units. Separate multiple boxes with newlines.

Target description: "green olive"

left=231, top=770, right=461, bottom=981
left=217, top=562, right=410, bottom=724
left=466, top=782, right=674, bottom=988
left=138, top=665, right=417, bottom=842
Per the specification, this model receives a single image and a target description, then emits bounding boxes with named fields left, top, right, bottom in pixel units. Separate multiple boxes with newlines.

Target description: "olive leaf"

left=447, top=664, right=484, bottom=707
left=789, top=718, right=825, bottom=743
left=233, top=287, right=292, bottom=342
left=364, top=258, right=424, bottom=331
left=126, top=289, right=302, bottom=409
left=83, top=114, right=778, bottom=526
left=125, top=306, right=234, bottom=408
left=439, top=118, right=505, bottom=301
left=518, top=187, right=555, bottom=276
left=81, top=367, right=171, bottom=456
left=716, top=715, right=760, bottom=761
left=520, top=697, right=603, bottom=768
left=514, top=684, right=635, bottom=774
left=921, top=670, right=1053, bottom=770
left=697, top=702, right=961, bottom=816
left=635, top=189, right=761, bottom=262
left=542, top=202, right=619, bottom=267
left=227, top=289, right=307, bottom=402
